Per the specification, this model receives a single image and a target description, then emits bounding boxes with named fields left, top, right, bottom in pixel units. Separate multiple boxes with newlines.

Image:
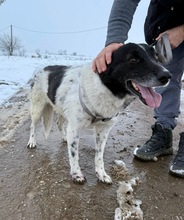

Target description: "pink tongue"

left=136, top=84, right=162, bottom=108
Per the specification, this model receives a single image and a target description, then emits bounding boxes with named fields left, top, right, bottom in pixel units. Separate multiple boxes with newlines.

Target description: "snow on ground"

left=0, top=54, right=92, bottom=105
left=1, top=54, right=184, bottom=106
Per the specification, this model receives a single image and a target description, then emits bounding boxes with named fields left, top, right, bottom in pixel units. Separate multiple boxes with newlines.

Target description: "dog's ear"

left=107, top=43, right=143, bottom=71
left=111, top=44, right=132, bottom=59
left=108, top=43, right=134, bottom=68
left=138, top=43, right=159, bottom=62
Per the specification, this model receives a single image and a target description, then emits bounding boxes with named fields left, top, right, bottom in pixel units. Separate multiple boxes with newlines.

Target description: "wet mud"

left=0, top=89, right=184, bottom=220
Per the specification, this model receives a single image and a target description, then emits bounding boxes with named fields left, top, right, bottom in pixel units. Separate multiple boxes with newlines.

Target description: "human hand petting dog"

left=92, top=25, right=184, bottom=74
left=156, top=25, right=184, bottom=49
left=92, top=42, right=123, bottom=73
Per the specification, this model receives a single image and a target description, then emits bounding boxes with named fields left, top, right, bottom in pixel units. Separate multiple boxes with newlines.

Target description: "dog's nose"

left=158, top=70, right=172, bottom=85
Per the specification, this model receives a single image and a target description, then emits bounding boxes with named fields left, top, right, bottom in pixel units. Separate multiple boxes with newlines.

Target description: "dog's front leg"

left=95, top=123, right=114, bottom=184
left=66, top=125, right=86, bottom=183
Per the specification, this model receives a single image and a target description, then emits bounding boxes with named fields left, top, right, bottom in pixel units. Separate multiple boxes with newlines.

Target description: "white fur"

left=27, top=56, right=169, bottom=184
left=27, top=64, right=131, bottom=183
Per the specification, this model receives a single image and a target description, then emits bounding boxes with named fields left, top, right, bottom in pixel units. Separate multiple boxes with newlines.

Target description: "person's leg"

left=154, top=43, right=184, bottom=129
left=134, top=42, right=184, bottom=161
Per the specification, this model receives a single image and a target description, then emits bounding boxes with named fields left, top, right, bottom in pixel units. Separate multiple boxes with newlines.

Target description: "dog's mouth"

left=127, top=80, right=162, bottom=108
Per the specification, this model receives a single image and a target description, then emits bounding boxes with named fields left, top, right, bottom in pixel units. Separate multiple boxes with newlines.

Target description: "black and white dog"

left=27, top=43, right=171, bottom=184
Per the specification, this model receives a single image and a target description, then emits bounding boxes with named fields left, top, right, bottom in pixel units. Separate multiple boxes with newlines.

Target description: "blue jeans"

left=154, top=41, right=184, bottom=129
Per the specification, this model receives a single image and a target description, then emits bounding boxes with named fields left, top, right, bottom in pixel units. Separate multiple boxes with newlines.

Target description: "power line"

left=12, top=25, right=107, bottom=35
left=0, top=26, right=9, bottom=32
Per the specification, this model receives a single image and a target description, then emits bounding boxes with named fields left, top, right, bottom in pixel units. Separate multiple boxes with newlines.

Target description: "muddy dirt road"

left=0, top=88, right=184, bottom=220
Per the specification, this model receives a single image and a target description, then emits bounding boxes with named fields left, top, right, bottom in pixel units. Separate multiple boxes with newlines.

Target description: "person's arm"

left=105, top=0, right=140, bottom=46
left=92, top=0, right=140, bottom=73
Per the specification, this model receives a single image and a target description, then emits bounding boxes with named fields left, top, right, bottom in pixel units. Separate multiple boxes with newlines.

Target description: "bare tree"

left=58, top=49, right=67, bottom=55
left=72, top=52, right=77, bottom=56
left=0, top=0, right=6, bottom=5
left=0, top=33, right=22, bottom=56
left=35, top=49, right=42, bottom=58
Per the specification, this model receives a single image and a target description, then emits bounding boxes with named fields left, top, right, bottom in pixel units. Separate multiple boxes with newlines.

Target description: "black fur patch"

left=45, top=65, right=69, bottom=103
left=99, top=43, right=167, bottom=99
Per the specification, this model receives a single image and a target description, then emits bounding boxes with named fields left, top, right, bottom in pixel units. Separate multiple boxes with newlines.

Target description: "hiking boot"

left=170, top=132, right=184, bottom=178
left=134, top=123, right=173, bottom=161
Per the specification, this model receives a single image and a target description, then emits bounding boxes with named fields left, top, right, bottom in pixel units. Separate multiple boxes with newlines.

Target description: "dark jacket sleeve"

left=144, top=0, right=184, bottom=45
left=105, top=0, right=141, bottom=46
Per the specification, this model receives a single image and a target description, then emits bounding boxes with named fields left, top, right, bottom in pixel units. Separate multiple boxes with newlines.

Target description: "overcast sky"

left=0, top=0, right=149, bottom=57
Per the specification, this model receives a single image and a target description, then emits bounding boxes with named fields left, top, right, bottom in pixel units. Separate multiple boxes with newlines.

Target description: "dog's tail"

left=42, top=103, right=54, bottom=139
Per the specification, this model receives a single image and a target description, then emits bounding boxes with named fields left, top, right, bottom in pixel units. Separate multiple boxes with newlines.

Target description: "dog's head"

left=100, top=43, right=171, bottom=108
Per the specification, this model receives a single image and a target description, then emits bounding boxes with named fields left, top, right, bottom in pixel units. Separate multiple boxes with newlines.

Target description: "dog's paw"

left=27, top=142, right=37, bottom=149
left=72, top=173, right=86, bottom=184
left=96, top=171, right=112, bottom=184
